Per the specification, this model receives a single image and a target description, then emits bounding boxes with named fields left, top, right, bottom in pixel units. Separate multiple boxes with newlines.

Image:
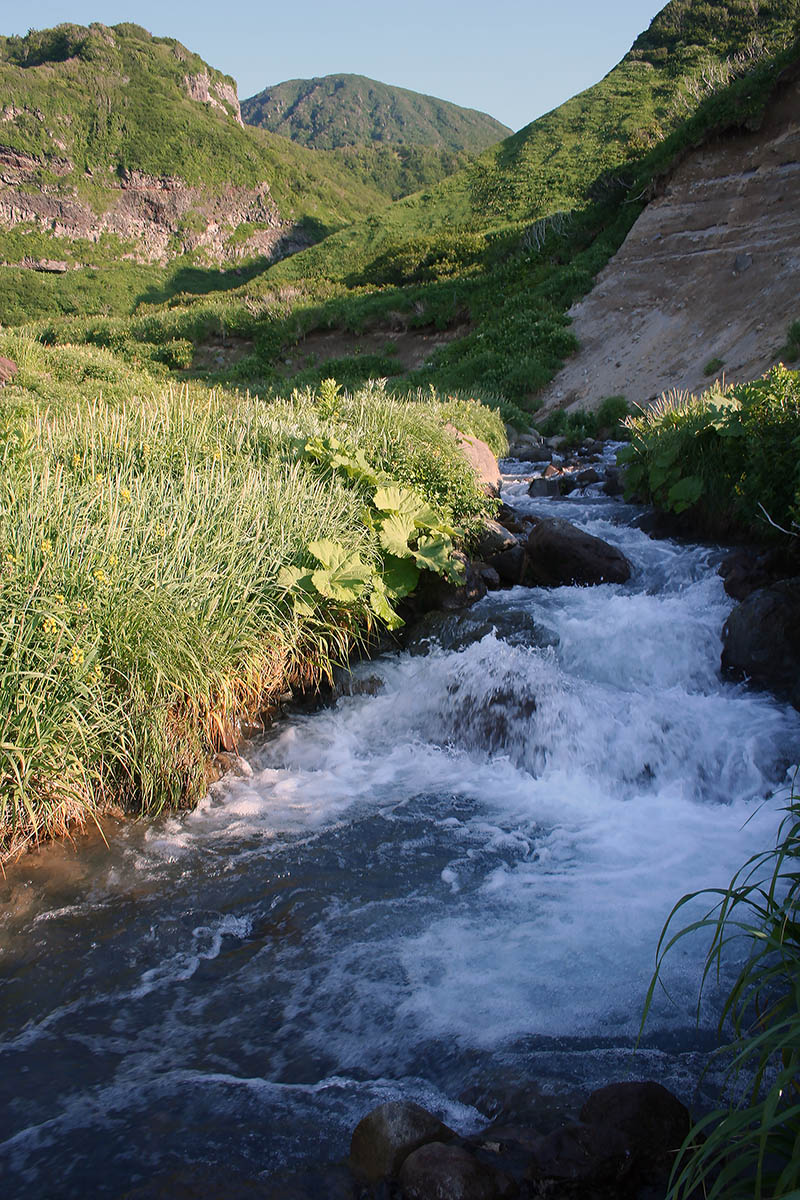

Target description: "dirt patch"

left=277, top=322, right=470, bottom=376
left=535, top=70, right=800, bottom=414
left=193, top=335, right=254, bottom=370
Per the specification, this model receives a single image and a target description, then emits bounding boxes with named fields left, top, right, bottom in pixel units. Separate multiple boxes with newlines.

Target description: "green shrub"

left=620, top=366, right=800, bottom=534
left=704, top=356, right=725, bottom=376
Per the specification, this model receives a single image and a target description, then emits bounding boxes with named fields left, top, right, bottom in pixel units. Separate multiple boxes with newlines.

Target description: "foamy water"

left=1, top=474, right=797, bottom=1197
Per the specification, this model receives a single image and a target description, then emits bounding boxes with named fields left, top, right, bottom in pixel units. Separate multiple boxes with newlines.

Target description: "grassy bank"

left=0, top=332, right=504, bottom=860
left=619, top=363, right=800, bottom=541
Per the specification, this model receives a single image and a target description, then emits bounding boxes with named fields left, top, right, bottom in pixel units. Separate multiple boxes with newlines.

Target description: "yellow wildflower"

left=43, top=616, right=58, bottom=636
left=69, top=644, right=84, bottom=667
left=92, top=567, right=110, bottom=587
left=119, top=486, right=132, bottom=504
left=55, top=593, right=66, bottom=605
left=88, top=663, right=103, bottom=686
left=108, top=554, right=119, bottom=568
left=40, top=538, right=53, bottom=558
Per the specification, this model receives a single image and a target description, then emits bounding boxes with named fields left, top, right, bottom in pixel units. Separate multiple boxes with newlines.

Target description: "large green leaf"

left=378, top=512, right=416, bottom=557
left=276, top=566, right=316, bottom=616
left=311, top=555, right=372, bottom=601
left=381, top=554, right=420, bottom=599
left=369, top=584, right=404, bottom=629
left=308, top=538, right=350, bottom=570
left=373, top=485, right=424, bottom=517
left=667, top=474, right=703, bottom=513
left=414, top=533, right=460, bottom=579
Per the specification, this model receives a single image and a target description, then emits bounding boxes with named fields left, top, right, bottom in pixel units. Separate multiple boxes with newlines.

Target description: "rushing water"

left=1, top=465, right=799, bottom=1197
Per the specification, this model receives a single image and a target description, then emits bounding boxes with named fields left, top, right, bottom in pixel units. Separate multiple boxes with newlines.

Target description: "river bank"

left=2, top=458, right=798, bottom=1197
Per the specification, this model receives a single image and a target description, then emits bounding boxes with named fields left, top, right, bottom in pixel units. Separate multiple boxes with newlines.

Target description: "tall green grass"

left=643, top=781, right=800, bottom=1198
left=0, top=334, right=501, bottom=859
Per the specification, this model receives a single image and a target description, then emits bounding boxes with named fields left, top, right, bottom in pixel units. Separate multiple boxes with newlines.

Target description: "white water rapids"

left=1, top=466, right=798, bottom=1197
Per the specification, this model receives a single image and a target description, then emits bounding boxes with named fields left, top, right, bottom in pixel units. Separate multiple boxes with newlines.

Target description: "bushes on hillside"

left=619, top=364, right=800, bottom=538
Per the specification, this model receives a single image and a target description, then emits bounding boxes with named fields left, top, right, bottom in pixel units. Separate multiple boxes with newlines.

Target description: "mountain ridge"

left=241, top=73, right=512, bottom=151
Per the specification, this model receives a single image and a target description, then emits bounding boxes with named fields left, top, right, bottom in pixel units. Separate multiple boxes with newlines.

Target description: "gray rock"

left=524, top=517, right=632, bottom=587
left=399, top=1142, right=517, bottom=1199
left=721, top=578, right=800, bottom=708
left=475, top=563, right=502, bottom=590
left=575, top=467, right=601, bottom=486
left=488, top=544, right=526, bottom=585
left=474, top=519, right=517, bottom=559
left=545, top=435, right=567, bottom=450
left=527, top=477, right=560, bottom=499
left=350, top=1101, right=456, bottom=1183
left=603, top=466, right=624, bottom=496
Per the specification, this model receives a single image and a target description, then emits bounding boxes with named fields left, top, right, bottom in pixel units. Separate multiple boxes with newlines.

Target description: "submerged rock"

left=524, top=517, right=632, bottom=586
left=721, top=578, right=800, bottom=708
left=404, top=607, right=558, bottom=656
left=399, top=1141, right=518, bottom=1199
left=349, top=1100, right=456, bottom=1183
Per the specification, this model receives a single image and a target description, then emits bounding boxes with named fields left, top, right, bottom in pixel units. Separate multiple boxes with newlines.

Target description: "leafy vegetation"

left=619, top=363, right=800, bottom=535
left=0, top=333, right=500, bottom=859
left=643, top=779, right=800, bottom=1199
left=240, top=73, right=511, bottom=151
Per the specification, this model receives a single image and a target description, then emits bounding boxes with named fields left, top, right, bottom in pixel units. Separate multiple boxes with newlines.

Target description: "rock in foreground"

left=350, top=1100, right=456, bottom=1183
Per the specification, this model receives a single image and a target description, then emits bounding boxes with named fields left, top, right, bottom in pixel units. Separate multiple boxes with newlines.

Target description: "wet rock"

left=579, top=1080, right=691, bottom=1182
left=527, top=477, right=560, bottom=499
left=545, top=435, right=567, bottom=450
left=543, top=464, right=561, bottom=479
left=350, top=1100, right=456, bottom=1183
left=404, top=607, right=558, bottom=656
left=524, top=517, right=632, bottom=586
left=412, top=554, right=487, bottom=612
left=575, top=467, right=601, bottom=486
left=603, top=466, right=624, bottom=496
left=495, top=504, right=528, bottom=535
left=509, top=442, right=551, bottom=463
left=475, top=563, right=502, bottom=590
left=474, top=520, right=517, bottom=559
left=399, top=1142, right=518, bottom=1199
left=718, top=547, right=792, bottom=601
left=525, top=1120, right=632, bottom=1187
left=488, top=544, right=527, bottom=585
left=721, top=579, right=800, bottom=708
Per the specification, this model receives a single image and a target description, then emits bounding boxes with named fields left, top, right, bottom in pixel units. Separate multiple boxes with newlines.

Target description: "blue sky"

left=8, top=1, right=665, bottom=131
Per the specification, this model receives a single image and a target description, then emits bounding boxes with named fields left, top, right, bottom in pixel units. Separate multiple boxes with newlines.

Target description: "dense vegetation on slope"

left=16, top=0, right=796, bottom=416
left=241, top=73, right=511, bottom=150
left=0, top=329, right=502, bottom=859
left=0, top=23, right=388, bottom=243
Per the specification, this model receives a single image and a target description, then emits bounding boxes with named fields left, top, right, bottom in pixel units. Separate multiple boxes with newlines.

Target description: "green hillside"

left=5, top=1, right=799, bottom=411
left=241, top=73, right=511, bottom=150
left=0, top=23, right=388, bottom=243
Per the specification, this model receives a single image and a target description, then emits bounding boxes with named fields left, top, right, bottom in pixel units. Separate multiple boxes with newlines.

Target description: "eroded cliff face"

left=0, top=151, right=309, bottom=264
left=536, top=68, right=800, bottom=414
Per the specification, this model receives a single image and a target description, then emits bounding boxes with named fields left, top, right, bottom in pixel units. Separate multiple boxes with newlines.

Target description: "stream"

left=1, top=462, right=799, bottom=1197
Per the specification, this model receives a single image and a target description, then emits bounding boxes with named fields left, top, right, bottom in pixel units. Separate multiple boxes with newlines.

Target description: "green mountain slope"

left=241, top=74, right=511, bottom=150
left=0, top=23, right=388, bottom=252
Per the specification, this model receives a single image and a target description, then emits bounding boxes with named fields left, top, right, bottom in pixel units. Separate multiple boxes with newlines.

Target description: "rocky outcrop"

left=0, top=172, right=311, bottom=265
left=536, top=66, right=800, bottom=413
left=721, top=578, right=800, bottom=708
left=0, top=356, right=18, bottom=385
left=184, top=71, right=244, bottom=126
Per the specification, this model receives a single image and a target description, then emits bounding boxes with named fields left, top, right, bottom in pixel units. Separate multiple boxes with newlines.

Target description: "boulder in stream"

left=721, top=578, right=800, bottom=709
left=399, top=1141, right=518, bottom=1199
left=579, top=1080, right=691, bottom=1185
left=349, top=1100, right=456, bottom=1183
left=524, top=517, right=632, bottom=587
